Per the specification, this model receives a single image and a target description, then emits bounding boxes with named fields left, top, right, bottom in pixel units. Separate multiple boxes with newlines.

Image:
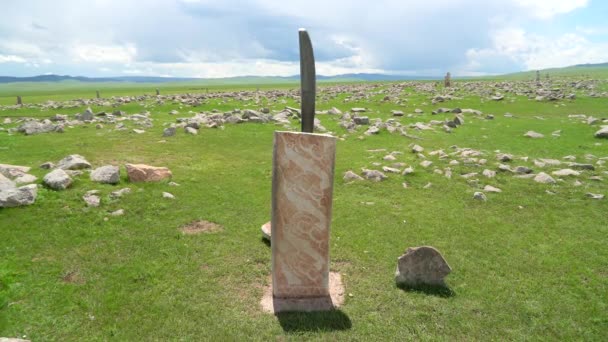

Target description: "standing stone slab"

left=271, top=131, right=336, bottom=299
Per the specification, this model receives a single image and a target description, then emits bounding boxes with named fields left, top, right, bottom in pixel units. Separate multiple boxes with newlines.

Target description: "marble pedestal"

left=271, top=131, right=336, bottom=305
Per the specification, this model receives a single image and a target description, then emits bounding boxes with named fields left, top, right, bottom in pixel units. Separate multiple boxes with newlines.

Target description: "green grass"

left=1, top=78, right=607, bottom=340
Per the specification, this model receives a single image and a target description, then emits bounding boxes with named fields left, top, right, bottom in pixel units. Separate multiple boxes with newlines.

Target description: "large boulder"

left=90, top=165, right=120, bottom=184
left=57, top=155, right=91, bottom=170
left=0, top=164, right=31, bottom=178
left=395, top=246, right=452, bottom=286
left=0, top=174, right=16, bottom=191
left=0, top=184, right=37, bottom=207
left=43, top=169, right=72, bottom=190
left=534, top=172, right=556, bottom=184
left=17, top=121, right=58, bottom=135
left=125, top=164, right=172, bottom=182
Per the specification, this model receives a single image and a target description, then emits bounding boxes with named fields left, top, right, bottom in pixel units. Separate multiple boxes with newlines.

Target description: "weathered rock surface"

left=261, top=221, right=271, bottom=240
left=594, top=126, right=608, bottom=138
left=524, top=131, right=544, bottom=138
left=83, top=190, right=101, bottom=207
left=534, top=172, right=556, bottom=184
left=0, top=184, right=37, bottom=208
left=90, top=165, right=120, bottom=184
left=343, top=170, right=364, bottom=181
left=43, top=169, right=72, bottom=190
left=395, top=246, right=452, bottom=286
left=57, top=154, right=91, bottom=170
left=125, top=164, right=172, bottom=182
left=473, top=192, right=487, bottom=201
left=110, top=187, right=131, bottom=198
left=552, top=169, right=580, bottom=177
left=361, top=169, right=387, bottom=182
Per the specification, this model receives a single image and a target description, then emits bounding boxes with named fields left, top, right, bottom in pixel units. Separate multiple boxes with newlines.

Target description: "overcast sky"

left=1, top=0, right=607, bottom=78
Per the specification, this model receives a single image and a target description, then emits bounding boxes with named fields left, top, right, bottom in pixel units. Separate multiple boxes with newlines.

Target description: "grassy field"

left=1, top=78, right=607, bottom=340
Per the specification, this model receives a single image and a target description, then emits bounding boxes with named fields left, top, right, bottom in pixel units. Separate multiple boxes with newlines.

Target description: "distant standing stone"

left=395, top=246, right=452, bottom=286
left=90, top=165, right=120, bottom=184
left=43, top=169, right=72, bottom=190
left=125, top=164, right=172, bottom=182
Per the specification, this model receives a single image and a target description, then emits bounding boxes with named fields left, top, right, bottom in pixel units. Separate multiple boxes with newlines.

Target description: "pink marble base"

left=260, top=272, right=345, bottom=313
left=271, top=131, right=337, bottom=299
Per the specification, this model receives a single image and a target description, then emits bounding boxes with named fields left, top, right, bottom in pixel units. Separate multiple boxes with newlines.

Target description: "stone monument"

left=156, top=88, right=160, bottom=96
left=261, top=29, right=343, bottom=313
left=96, top=90, right=100, bottom=99
left=444, top=72, right=451, bottom=87
left=16, top=96, right=22, bottom=105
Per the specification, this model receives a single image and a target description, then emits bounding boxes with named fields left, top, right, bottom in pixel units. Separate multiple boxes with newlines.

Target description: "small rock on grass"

left=473, top=192, right=487, bottom=201
left=162, top=192, right=175, bottom=199
left=524, top=131, right=544, bottom=138
left=261, top=221, right=271, bottom=240
left=110, top=187, right=131, bottom=198
left=344, top=171, right=364, bottom=181
left=90, top=165, right=120, bottom=184
left=534, top=172, right=556, bottom=184
left=586, top=193, right=604, bottom=200
left=395, top=246, right=451, bottom=287
left=483, top=185, right=502, bottom=193
left=361, top=169, right=387, bottom=182
left=110, top=209, right=124, bottom=216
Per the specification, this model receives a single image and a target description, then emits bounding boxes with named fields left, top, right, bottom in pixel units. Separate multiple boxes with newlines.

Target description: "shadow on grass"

left=261, top=237, right=270, bottom=247
left=276, top=310, right=352, bottom=332
left=397, top=283, right=455, bottom=298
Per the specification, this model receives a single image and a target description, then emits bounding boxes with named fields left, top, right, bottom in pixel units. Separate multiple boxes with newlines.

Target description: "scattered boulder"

left=483, top=185, right=502, bottom=193
left=110, top=187, right=131, bottom=198
left=90, top=165, right=120, bottom=184
left=343, top=171, right=364, bottom=181
left=473, top=192, right=487, bottom=201
left=14, top=174, right=37, bottom=184
left=0, top=164, right=31, bottom=178
left=43, top=169, right=72, bottom=190
left=163, top=127, right=176, bottom=137
left=594, top=126, right=608, bottom=138
left=125, top=164, right=172, bottom=182
left=83, top=190, right=101, bottom=207
left=534, top=172, right=556, bottom=184
left=0, top=174, right=16, bottom=191
left=57, top=154, right=91, bottom=170
left=361, top=169, right=387, bottom=182
left=524, top=131, right=544, bottom=139
left=395, top=246, right=451, bottom=287
left=552, top=169, right=580, bottom=177
left=0, top=184, right=37, bottom=208
left=586, top=193, right=604, bottom=200
left=162, top=192, right=175, bottom=199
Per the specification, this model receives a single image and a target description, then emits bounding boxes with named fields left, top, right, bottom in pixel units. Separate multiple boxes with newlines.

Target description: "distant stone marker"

left=156, top=88, right=160, bottom=95
left=444, top=72, right=451, bottom=87
left=535, top=70, right=540, bottom=83
left=16, top=96, right=22, bottom=105
left=96, top=90, right=100, bottom=99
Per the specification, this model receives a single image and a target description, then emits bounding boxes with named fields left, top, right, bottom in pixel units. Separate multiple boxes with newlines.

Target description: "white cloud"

left=71, top=44, right=137, bottom=63
left=0, top=54, right=27, bottom=63
left=465, top=27, right=608, bottom=71
left=513, top=0, right=588, bottom=19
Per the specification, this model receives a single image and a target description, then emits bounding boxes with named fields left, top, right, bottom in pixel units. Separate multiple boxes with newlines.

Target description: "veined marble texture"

left=271, top=131, right=337, bottom=298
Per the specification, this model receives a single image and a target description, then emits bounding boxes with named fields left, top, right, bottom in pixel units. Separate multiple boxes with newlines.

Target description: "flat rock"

left=361, top=169, right=387, bottom=182
left=0, top=174, right=16, bottom=191
left=420, top=160, right=433, bottom=168
left=43, top=169, right=72, bottom=190
left=162, top=192, right=175, bottom=199
left=163, top=127, right=176, bottom=137
left=552, top=169, right=580, bottom=177
left=343, top=170, right=364, bottom=181
left=83, top=191, right=101, bottom=207
left=57, top=154, right=91, bottom=170
left=483, top=185, right=502, bottom=193
left=0, top=164, right=31, bottom=178
left=125, top=164, right=172, bottom=182
left=534, top=172, right=556, bottom=184
left=395, top=246, right=451, bottom=286
left=13, top=174, right=37, bottom=184
left=524, top=131, right=544, bottom=138
left=586, top=193, right=604, bottom=200
left=110, top=187, right=131, bottom=198
left=482, top=169, right=496, bottom=178
left=90, top=165, right=120, bottom=184
left=0, top=184, right=37, bottom=208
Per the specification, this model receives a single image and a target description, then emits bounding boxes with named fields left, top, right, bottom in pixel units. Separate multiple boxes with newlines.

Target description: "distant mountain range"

left=1, top=62, right=606, bottom=84
left=0, top=73, right=440, bottom=84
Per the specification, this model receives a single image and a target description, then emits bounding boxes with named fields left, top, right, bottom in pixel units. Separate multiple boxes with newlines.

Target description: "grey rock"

left=110, top=187, right=131, bottom=198
left=57, top=154, right=91, bottom=170
left=17, top=121, right=57, bottom=135
left=524, top=131, right=544, bottom=138
left=90, top=165, right=120, bottom=184
left=185, top=127, right=198, bottom=135
left=395, top=246, right=451, bottom=286
left=353, top=116, right=369, bottom=125
left=552, top=169, right=580, bottom=177
left=569, top=163, right=595, bottom=171
left=14, top=174, right=37, bottom=184
left=43, top=169, right=72, bottom=190
left=0, top=184, right=37, bottom=207
left=343, top=171, right=364, bottom=181
left=594, top=126, right=608, bottom=138
left=483, top=185, right=502, bottom=193
left=411, top=144, right=424, bottom=153
left=514, top=166, right=533, bottom=174
left=586, top=193, right=604, bottom=200
left=162, top=192, right=175, bottom=199
left=163, top=127, right=176, bottom=137
left=110, top=209, right=125, bottom=216
left=361, top=169, right=387, bottom=182
left=473, top=192, right=487, bottom=201
left=534, top=172, right=556, bottom=184
left=0, top=174, right=16, bottom=191
left=83, top=191, right=101, bottom=207
left=261, top=221, right=271, bottom=240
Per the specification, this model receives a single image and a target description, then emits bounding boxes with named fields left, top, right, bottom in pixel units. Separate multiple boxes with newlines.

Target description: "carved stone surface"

left=271, top=131, right=336, bottom=299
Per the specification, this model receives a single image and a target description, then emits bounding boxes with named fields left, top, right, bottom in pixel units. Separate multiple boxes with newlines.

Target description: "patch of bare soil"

left=62, top=270, right=85, bottom=284
left=180, top=220, right=223, bottom=235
